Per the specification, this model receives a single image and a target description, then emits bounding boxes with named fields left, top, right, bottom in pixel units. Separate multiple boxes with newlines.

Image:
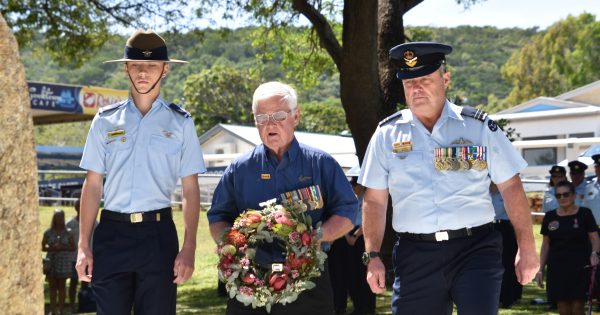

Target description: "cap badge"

left=403, top=50, right=418, bottom=67
left=142, top=49, right=152, bottom=57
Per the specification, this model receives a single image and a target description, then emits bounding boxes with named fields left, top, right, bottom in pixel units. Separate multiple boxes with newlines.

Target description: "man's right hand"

left=366, top=258, right=386, bottom=294
left=76, top=247, right=94, bottom=282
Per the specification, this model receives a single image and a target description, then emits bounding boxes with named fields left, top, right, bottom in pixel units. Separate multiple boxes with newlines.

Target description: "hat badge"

left=403, top=50, right=417, bottom=68
left=142, top=49, right=152, bottom=57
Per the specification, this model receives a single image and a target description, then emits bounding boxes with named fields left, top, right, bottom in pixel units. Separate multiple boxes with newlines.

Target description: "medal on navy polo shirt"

left=573, top=218, right=579, bottom=229
left=279, top=185, right=323, bottom=211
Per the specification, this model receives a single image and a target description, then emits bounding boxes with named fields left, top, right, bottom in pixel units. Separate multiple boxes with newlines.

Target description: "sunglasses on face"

left=555, top=192, right=572, bottom=199
left=254, top=110, right=292, bottom=125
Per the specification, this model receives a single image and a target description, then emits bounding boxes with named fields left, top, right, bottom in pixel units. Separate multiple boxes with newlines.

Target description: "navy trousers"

left=392, top=228, right=503, bottom=315
left=225, top=264, right=334, bottom=315
left=92, top=212, right=179, bottom=315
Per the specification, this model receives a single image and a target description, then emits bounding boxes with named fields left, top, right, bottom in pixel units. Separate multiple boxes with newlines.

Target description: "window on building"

left=568, top=132, right=594, bottom=138
left=522, top=135, right=558, bottom=141
left=522, top=148, right=557, bottom=166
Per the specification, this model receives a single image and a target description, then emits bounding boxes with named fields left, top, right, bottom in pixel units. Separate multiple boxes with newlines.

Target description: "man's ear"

left=162, top=63, right=170, bottom=78
left=293, top=108, right=301, bottom=126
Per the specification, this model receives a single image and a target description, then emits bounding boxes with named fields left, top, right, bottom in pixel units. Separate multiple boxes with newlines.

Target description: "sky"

left=403, top=0, right=600, bottom=29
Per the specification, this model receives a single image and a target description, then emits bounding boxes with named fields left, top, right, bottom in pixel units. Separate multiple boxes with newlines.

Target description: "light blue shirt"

left=359, top=101, right=527, bottom=233
left=80, top=98, right=206, bottom=213
left=575, top=181, right=589, bottom=207
left=491, top=190, right=509, bottom=221
left=583, top=178, right=600, bottom=223
left=542, top=187, right=558, bottom=212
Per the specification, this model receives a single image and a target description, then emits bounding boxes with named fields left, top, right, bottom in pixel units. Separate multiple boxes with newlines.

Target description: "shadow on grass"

left=177, top=284, right=228, bottom=315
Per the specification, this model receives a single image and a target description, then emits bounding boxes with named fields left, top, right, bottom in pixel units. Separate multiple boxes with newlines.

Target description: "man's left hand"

left=515, top=248, right=540, bottom=285
left=173, top=246, right=195, bottom=284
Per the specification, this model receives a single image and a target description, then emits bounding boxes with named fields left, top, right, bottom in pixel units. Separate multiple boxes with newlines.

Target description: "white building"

left=491, top=80, right=600, bottom=179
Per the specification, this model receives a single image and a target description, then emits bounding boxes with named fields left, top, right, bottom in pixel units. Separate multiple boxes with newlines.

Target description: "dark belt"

left=494, top=219, right=510, bottom=224
left=100, top=207, right=172, bottom=223
left=397, top=222, right=493, bottom=242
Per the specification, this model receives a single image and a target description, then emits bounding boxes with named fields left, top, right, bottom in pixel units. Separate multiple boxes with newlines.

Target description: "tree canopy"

left=501, top=13, right=600, bottom=106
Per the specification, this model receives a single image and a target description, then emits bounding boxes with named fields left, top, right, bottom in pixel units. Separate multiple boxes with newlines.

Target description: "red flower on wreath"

left=242, top=272, right=257, bottom=285
left=269, top=273, right=288, bottom=292
left=226, top=230, right=248, bottom=247
left=287, top=253, right=310, bottom=270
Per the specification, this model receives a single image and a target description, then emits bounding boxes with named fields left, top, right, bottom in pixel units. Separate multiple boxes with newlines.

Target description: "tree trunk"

left=339, top=1, right=383, bottom=164
left=0, top=13, right=44, bottom=314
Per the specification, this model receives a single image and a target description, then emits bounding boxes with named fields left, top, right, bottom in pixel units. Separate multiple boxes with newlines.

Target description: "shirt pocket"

left=150, top=134, right=182, bottom=155
left=388, top=151, right=424, bottom=189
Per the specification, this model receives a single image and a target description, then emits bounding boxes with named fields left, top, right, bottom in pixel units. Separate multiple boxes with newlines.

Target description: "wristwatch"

left=362, top=251, right=381, bottom=266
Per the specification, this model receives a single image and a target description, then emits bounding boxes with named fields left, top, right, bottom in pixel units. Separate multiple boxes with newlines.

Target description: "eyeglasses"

left=254, top=110, right=292, bottom=125
left=555, top=192, right=572, bottom=199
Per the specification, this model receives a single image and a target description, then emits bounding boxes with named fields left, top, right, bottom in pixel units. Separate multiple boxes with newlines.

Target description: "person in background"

left=490, top=182, right=522, bottom=308
left=542, top=166, right=567, bottom=213
left=536, top=180, right=600, bottom=315
left=65, top=200, right=80, bottom=313
left=328, top=177, right=376, bottom=315
left=43, top=209, right=76, bottom=315
left=583, top=154, right=600, bottom=222
left=568, top=160, right=589, bottom=206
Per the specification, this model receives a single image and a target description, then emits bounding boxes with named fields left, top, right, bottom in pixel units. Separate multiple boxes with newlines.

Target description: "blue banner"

left=28, top=82, right=83, bottom=113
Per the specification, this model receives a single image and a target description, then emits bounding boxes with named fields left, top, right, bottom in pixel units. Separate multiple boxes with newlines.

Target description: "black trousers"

left=392, top=228, right=503, bottom=315
left=226, top=264, right=334, bottom=315
left=328, top=236, right=376, bottom=313
left=92, top=213, right=179, bottom=315
left=494, top=220, right=523, bottom=307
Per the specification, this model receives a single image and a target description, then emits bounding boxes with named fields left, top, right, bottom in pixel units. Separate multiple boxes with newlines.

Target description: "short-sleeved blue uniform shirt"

left=542, top=187, right=559, bottom=213
left=207, top=137, right=358, bottom=227
left=359, top=101, right=527, bottom=233
left=80, top=98, right=206, bottom=213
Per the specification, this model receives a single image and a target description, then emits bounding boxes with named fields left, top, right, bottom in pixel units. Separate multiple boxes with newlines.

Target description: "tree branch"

left=401, top=0, right=424, bottom=15
left=291, top=0, right=343, bottom=70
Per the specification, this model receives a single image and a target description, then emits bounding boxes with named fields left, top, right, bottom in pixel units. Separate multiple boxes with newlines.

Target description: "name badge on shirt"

left=392, top=141, right=412, bottom=153
left=280, top=185, right=323, bottom=211
left=107, top=129, right=125, bottom=138
left=261, top=174, right=271, bottom=180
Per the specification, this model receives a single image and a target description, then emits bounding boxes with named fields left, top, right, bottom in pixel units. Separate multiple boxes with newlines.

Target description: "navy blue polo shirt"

left=207, top=137, right=358, bottom=227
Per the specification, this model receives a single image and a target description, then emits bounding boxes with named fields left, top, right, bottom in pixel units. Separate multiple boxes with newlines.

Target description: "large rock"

left=0, top=14, right=44, bottom=314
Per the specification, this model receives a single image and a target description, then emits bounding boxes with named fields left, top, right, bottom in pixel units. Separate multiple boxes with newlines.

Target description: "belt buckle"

left=130, top=212, right=143, bottom=223
left=435, top=231, right=449, bottom=242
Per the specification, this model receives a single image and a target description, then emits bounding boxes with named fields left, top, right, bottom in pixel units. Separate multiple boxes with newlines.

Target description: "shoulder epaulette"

left=98, top=101, right=126, bottom=115
left=169, top=103, right=191, bottom=118
left=378, top=111, right=403, bottom=127
left=460, top=106, right=488, bottom=122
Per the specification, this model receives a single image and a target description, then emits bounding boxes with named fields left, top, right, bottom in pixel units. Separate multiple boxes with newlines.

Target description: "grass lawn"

left=40, top=206, right=599, bottom=314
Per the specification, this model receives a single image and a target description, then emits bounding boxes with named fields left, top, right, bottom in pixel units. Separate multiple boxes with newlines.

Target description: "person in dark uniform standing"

left=207, top=81, right=358, bottom=315
left=359, top=42, right=539, bottom=315
left=490, top=182, right=522, bottom=308
left=77, top=30, right=206, bottom=315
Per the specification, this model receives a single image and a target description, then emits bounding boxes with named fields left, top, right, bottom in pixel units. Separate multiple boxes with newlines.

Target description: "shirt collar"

left=396, top=99, right=459, bottom=125
left=127, top=96, right=166, bottom=115
left=260, top=137, right=300, bottom=164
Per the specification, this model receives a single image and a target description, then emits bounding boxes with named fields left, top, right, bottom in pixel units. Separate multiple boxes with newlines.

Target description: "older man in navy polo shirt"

left=208, top=81, right=358, bottom=315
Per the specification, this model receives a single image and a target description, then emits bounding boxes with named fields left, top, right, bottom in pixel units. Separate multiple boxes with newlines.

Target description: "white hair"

left=252, top=81, right=298, bottom=113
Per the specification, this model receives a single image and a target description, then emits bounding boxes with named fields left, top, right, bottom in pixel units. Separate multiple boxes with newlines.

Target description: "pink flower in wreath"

left=244, top=211, right=263, bottom=227
left=301, top=232, right=312, bottom=246
left=240, top=257, right=250, bottom=267
left=289, top=231, right=301, bottom=243
left=239, top=286, right=254, bottom=296
left=273, top=210, right=294, bottom=226
left=291, top=270, right=299, bottom=279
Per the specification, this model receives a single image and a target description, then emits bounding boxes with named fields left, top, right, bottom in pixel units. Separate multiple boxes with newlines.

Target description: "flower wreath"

left=217, top=199, right=327, bottom=312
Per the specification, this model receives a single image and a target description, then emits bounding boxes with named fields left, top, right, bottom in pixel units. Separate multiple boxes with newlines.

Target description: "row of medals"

left=434, top=147, right=487, bottom=171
